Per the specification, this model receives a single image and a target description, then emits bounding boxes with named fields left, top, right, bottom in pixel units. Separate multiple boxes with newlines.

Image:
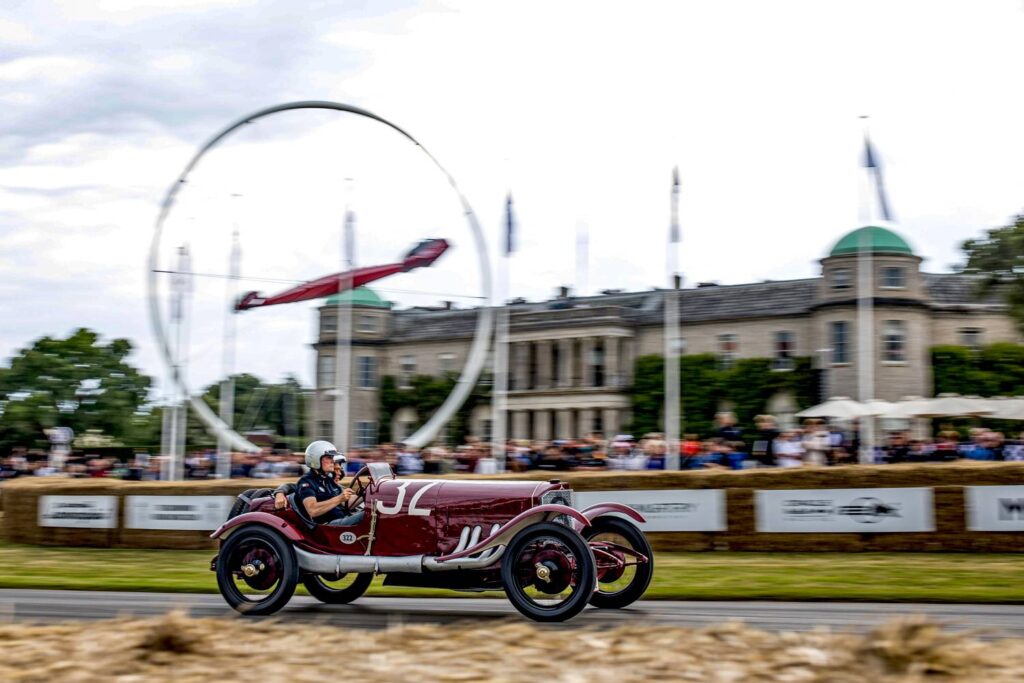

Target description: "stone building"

left=310, top=225, right=1018, bottom=446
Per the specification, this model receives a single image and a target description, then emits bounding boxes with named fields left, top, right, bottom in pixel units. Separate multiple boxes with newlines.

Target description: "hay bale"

left=0, top=613, right=1022, bottom=682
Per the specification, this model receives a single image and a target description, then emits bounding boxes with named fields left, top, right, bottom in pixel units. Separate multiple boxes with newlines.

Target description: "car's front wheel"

left=501, top=521, right=596, bottom=622
left=216, top=525, right=298, bottom=616
left=302, top=572, right=373, bottom=604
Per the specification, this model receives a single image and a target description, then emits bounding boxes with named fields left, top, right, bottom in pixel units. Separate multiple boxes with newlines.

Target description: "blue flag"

left=862, top=134, right=894, bottom=222
left=504, top=193, right=515, bottom=255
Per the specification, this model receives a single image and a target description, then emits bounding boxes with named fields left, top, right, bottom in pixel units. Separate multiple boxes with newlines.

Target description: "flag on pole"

left=862, top=134, right=894, bottom=223
left=504, top=192, right=515, bottom=255
left=343, top=210, right=356, bottom=265
left=669, top=167, right=680, bottom=244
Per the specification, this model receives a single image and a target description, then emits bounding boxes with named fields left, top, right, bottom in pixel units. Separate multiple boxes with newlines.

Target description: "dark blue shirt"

left=294, top=471, right=344, bottom=524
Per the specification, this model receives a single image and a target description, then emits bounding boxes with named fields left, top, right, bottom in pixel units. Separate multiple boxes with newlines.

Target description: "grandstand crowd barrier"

left=2, top=462, right=1024, bottom=551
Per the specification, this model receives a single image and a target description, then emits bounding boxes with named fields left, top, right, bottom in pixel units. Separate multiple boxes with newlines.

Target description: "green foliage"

left=188, top=373, right=309, bottom=448
left=0, top=329, right=151, bottom=450
left=630, top=353, right=816, bottom=437
left=379, top=373, right=490, bottom=445
left=932, top=343, right=1024, bottom=397
left=960, top=213, right=1024, bottom=333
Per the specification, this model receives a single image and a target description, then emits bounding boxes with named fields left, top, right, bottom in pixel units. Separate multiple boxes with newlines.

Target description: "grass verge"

left=1, top=540, right=1022, bottom=602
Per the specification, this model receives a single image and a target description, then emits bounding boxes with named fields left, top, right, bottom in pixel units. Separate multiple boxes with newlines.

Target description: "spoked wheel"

left=501, top=521, right=596, bottom=622
left=302, top=572, right=373, bottom=604
left=216, top=526, right=298, bottom=616
left=583, top=517, right=653, bottom=609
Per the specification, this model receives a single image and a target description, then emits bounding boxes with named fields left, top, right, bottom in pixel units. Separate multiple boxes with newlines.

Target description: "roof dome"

left=324, top=286, right=391, bottom=308
left=829, top=226, right=914, bottom=257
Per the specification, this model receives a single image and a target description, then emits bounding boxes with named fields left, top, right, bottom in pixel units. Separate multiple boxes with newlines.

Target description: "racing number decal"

left=375, top=481, right=438, bottom=516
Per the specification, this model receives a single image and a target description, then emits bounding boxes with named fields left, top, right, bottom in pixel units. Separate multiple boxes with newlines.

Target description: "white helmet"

left=304, top=440, right=343, bottom=470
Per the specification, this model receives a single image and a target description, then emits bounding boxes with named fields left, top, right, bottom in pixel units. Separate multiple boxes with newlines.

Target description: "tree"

left=960, top=213, right=1024, bottom=332
left=189, top=373, right=309, bottom=448
left=0, top=329, right=152, bottom=450
left=629, top=353, right=816, bottom=438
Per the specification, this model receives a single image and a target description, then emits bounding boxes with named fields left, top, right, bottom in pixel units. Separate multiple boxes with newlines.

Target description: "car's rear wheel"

left=501, top=521, right=595, bottom=622
left=302, top=572, right=373, bottom=604
left=216, top=525, right=297, bottom=616
left=583, top=516, right=653, bottom=609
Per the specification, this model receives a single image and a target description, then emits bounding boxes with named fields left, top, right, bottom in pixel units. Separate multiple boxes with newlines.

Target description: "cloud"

left=2, top=0, right=1024, bottom=402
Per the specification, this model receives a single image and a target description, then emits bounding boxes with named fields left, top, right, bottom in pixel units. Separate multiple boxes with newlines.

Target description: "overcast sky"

left=3, top=0, right=1024, bottom=397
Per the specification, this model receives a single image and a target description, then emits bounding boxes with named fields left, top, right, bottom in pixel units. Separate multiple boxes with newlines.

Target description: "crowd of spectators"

left=3, top=412, right=1024, bottom=482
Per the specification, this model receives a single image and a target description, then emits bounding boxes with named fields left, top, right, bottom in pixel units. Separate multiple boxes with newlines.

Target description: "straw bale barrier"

left=3, top=461, right=1024, bottom=551
left=2, top=612, right=1023, bottom=682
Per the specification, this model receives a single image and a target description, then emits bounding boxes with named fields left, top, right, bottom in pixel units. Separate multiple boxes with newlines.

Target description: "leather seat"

left=288, top=492, right=316, bottom=530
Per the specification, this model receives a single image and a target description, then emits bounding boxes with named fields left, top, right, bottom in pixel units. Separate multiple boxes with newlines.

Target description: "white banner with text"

left=756, top=487, right=934, bottom=533
left=965, top=485, right=1024, bottom=531
left=575, top=489, right=726, bottom=532
left=38, top=495, right=118, bottom=529
left=125, top=495, right=234, bottom=531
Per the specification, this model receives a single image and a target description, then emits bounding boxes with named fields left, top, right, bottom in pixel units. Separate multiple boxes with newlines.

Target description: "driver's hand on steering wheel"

left=340, top=488, right=355, bottom=502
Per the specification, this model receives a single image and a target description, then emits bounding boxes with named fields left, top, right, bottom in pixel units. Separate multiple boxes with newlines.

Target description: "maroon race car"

left=210, top=463, right=653, bottom=622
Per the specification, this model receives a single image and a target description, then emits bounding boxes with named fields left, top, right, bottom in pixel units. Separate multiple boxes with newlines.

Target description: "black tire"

left=227, top=488, right=274, bottom=520
left=501, top=521, right=596, bottom=622
left=216, top=525, right=298, bottom=616
left=583, top=516, right=654, bottom=609
left=302, top=572, right=374, bottom=604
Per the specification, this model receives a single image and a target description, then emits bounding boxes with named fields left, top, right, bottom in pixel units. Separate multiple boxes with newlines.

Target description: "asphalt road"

left=2, top=589, right=1024, bottom=635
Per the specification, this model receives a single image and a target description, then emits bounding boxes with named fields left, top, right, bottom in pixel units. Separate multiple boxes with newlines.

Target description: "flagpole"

left=334, top=187, right=355, bottom=452
left=491, top=193, right=513, bottom=471
left=217, top=228, right=241, bottom=479
left=857, top=117, right=890, bottom=464
left=664, top=168, right=681, bottom=470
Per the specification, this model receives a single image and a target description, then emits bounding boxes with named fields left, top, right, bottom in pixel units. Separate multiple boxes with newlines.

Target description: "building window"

left=357, top=355, right=377, bottom=389
left=589, top=342, right=605, bottom=387
left=357, top=314, right=377, bottom=333
left=830, top=321, right=849, bottom=364
left=718, top=333, right=737, bottom=369
left=317, top=355, right=335, bottom=388
left=438, top=352, right=456, bottom=375
left=773, top=331, right=794, bottom=370
left=882, top=320, right=906, bottom=362
left=322, top=315, right=336, bottom=334
left=481, top=418, right=493, bottom=442
left=355, top=421, right=377, bottom=447
left=831, top=268, right=852, bottom=290
left=880, top=266, right=906, bottom=289
left=399, top=355, right=416, bottom=389
left=318, top=421, right=332, bottom=439
left=959, top=327, right=983, bottom=349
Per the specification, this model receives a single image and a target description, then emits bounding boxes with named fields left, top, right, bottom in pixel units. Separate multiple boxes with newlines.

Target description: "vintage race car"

left=210, top=463, right=653, bottom=622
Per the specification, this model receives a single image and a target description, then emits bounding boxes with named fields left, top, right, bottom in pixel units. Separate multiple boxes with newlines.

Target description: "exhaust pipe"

left=295, top=546, right=504, bottom=575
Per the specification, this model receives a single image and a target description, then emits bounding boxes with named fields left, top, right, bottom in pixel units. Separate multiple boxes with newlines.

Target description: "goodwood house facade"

left=309, top=226, right=1019, bottom=446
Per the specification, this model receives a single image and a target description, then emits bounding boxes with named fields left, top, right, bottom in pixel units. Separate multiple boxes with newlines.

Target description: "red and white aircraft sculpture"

left=235, top=238, right=449, bottom=311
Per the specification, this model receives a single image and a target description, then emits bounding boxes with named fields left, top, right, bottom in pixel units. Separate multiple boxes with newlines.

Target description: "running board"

left=294, top=545, right=504, bottom=575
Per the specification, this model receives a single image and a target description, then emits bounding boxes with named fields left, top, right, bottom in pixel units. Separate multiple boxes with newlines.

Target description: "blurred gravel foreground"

left=2, top=613, right=1023, bottom=682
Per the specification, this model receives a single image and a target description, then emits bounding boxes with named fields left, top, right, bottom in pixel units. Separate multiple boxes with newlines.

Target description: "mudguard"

left=209, top=511, right=305, bottom=541
left=577, top=502, right=646, bottom=528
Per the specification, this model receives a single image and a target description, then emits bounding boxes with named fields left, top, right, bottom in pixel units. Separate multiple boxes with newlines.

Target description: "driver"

left=274, top=441, right=363, bottom=526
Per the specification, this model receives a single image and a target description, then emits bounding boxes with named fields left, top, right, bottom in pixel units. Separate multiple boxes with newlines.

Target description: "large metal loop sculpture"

left=148, top=101, right=493, bottom=452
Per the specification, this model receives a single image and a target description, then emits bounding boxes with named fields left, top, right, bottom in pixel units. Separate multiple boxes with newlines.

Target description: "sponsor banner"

left=575, top=489, right=726, bottom=532
left=125, top=496, right=234, bottom=531
left=756, top=487, right=933, bottom=533
left=965, top=486, right=1024, bottom=531
left=38, top=495, right=118, bottom=529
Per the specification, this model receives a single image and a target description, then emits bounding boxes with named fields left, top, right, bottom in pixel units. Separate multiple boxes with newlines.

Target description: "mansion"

left=309, top=225, right=1018, bottom=446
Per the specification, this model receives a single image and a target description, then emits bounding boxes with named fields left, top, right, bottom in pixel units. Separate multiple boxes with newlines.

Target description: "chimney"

left=443, top=300, right=453, bottom=310
left=557, top=286, right=571, bottom=299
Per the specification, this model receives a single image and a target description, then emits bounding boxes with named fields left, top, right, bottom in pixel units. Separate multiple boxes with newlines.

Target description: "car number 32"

left=375, top=481, right=437, bottom=516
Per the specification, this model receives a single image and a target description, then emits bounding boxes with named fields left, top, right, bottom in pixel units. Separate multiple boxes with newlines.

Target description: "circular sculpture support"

left=148, top=101, right=493, bottom=453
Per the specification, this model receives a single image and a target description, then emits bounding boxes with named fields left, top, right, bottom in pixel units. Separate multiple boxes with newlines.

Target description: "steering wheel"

left=342, top=465, right=370, bottom=514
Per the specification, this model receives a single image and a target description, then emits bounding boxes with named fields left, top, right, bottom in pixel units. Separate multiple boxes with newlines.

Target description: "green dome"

left=324, top=287, right=391, bottom=308
left=829, top=226, right=913, bottom=257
